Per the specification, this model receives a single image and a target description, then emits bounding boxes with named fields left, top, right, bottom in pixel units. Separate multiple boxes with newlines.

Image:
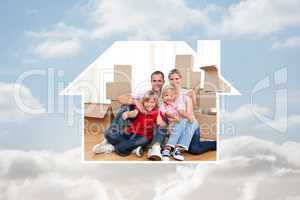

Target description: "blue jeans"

left=151, top=123, right=216, bottom=154
left=105, top=105, right=149, bottom=156
left=166, top=119, right=198, bottom=150
left=106, top=132, right=149, bottom=156
left=188, top=128, right=216, bottom=154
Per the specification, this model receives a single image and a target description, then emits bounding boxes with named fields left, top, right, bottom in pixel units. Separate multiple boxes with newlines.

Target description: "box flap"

left=84, top=103, right=110, bottom=118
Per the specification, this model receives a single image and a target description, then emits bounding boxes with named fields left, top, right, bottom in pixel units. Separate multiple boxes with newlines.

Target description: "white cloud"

left=223, top=104, right=270, bottom=121
left=1, top=136, right=300, bottom=200
left=212, top=0, right=300, bottom=37
left=26, top=22, right=87, bottom=59
left=0, top=82, right=44, bottom=123
left=26, top=0, right=300, bottom=57
left=272, top=36, right=300, bottom=49
left=32, top=38, right=81, bottom=59
left=84, top=0, right=206, bottom=40
left=153, top=136, right=300, bottom=200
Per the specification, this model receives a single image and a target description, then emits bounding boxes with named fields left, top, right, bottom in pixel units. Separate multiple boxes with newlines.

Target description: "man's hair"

left=151, top=70, right=165, bottom=81
left=168, top=69, right=182, bottom=79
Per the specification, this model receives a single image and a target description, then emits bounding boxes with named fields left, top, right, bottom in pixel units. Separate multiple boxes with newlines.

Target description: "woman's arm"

left=187, top=89, right=198, bottom=109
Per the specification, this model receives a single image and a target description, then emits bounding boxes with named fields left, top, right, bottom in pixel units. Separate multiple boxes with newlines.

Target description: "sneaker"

left=162, top=149, right=171, bottom=161
left=92, top=143, right=115, bottom=154
left=172, top=148, right=184, bottom=161
left=147, top=144, right=162, bottom=161
left=132, top=146, right=144, bottom=157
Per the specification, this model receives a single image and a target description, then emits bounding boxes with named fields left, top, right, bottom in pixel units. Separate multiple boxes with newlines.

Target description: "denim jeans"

left=151, top=122, right=217, bottom=154
left=106, top=132, right=149, bottom=156
left=166, top=119, right=198, bottom=150
left=188, top=128, right=217, bottom=154
left=105, top=105, right=147, bottom=156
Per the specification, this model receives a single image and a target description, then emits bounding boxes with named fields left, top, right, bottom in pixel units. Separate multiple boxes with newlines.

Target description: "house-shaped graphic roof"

left=60, top=40, right=240, bottom=104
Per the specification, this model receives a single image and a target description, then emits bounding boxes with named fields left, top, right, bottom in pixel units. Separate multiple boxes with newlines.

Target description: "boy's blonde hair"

left=162, top=84, right=176, bottom=96
left=141, top=90, right=159, bottom=107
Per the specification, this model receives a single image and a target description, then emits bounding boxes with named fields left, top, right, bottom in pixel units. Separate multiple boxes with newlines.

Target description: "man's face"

left=151, top=74, right=164, bottom=92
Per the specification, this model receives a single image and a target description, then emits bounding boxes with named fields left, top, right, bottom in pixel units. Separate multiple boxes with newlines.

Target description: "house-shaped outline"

left=60, top=40, right=240, bottom=162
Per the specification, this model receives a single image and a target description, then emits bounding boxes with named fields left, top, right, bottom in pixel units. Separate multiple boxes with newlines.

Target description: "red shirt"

left=127, top=108, right=159, bottom=141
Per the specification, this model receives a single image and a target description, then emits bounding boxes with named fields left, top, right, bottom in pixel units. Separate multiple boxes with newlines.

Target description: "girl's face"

left=143, top=98, right=157, bottom=112
left=163, top=90, right=176, bottom=104
left=169, top=73, right=181, bottom=88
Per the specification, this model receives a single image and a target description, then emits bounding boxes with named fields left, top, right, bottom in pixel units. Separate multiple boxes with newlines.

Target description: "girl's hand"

left=186, top=114, right=193, bottom=123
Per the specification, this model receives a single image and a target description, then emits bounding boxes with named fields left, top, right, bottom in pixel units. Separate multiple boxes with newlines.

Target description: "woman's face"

left=169, top=73, right=181, bottom=88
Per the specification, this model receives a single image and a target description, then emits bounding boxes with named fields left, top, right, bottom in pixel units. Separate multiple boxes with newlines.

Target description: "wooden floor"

left=84, top=131, right=216, bottom=162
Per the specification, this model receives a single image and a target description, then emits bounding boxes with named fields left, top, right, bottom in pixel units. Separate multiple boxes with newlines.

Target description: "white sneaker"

left=161, top=149, right=171, bottom=161
left=172, top=148, right=184, bottom=161
left=147, top=144, right=162, bottom=161
left=132, top=146, right=144, bottom=157
left=92, top=142, right=115, bottom=154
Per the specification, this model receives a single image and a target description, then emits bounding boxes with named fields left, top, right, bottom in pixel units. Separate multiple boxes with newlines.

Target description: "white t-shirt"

left=174, top=88, right=189, bottom=111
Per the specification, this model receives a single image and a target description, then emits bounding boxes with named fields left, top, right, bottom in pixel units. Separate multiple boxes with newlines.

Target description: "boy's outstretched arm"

left=122, top=109, right=139, bottom=120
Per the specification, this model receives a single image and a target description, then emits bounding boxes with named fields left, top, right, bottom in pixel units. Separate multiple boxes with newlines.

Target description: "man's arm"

left=117, top=94, right=135, bottom=105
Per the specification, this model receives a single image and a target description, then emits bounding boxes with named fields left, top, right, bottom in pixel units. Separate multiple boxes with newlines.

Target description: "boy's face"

left=151, top=74, right=164, bottom=93
left=163, top=90, right=175, bottom=103
left=144, top=98, right=156, bottom=112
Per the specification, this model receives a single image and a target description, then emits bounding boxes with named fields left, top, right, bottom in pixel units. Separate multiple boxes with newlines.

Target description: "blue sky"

left=1, top=0, right=300, bottom=151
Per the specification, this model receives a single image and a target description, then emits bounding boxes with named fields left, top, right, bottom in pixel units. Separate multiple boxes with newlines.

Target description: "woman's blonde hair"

left=168, top=69, right=182, bottom=79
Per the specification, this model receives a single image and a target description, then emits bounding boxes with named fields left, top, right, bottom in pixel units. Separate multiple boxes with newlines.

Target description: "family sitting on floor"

left=92, top=69, right=216, bottom=161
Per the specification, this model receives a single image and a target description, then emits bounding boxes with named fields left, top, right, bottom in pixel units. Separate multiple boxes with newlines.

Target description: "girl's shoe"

left=162, top=149, right=171, bottom=161
left=172, top=148, right=184, bottom=161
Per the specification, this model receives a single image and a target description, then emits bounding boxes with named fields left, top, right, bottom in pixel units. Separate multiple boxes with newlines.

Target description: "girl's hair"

left=168, top=69, right=182, bottom=80
left=141, top=90, right=159, bottom=107
left=162, top=84, right=176, bottom=96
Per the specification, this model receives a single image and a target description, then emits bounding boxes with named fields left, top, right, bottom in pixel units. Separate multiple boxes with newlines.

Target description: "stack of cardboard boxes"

left=106, top=65, right=132, bottom=115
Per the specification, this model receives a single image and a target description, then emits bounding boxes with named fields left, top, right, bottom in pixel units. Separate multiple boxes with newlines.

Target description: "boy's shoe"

left=162, top=149, right=171, bottom=161
left=172, top=148, right=184, bottom=161
left=132, top=146, right=144, bottom=157
left=92, top=142, right=115, bottom=154
left=147, top=144, right=162, bottom=161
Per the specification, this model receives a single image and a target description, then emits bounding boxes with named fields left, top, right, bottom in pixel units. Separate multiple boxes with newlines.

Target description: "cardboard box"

left=106, top=82, right=131, bottom=100
left=219, top=78, right=231, bottom=93
left=84, top=103, right=114, bottom=135
left=110, top=100, right=121, bottom=116
left=194, top=112, right=217, bottom=140
left=201, top=65, right=220, bottom=91
left=114, top=65, right=132, bottom=83
left=197, top=90, right=216, bottom=109
left=175, top=55, right=193, bottom=69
